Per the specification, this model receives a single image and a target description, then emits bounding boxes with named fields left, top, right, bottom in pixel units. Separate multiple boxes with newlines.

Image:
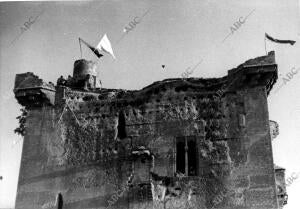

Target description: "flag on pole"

left=96, top=34, right=116, bottom=59
left=265, top=33, right=296, bottom=45
left=79, top=38, right=103, bottom=58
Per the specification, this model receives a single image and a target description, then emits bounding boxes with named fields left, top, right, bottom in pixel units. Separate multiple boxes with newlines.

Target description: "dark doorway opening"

left=57, top=193, right=63, bottom=209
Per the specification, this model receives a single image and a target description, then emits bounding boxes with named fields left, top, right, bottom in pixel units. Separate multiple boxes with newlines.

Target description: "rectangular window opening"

left=176, top=136, right=197, bottom=176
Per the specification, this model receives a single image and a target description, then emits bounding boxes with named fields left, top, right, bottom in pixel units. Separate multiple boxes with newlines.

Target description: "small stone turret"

left=73, top=59, right=97, bottom=78
left=56, top=59, right=101, bottom=90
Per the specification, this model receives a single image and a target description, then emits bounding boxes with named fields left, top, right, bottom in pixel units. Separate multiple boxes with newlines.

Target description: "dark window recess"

left=117, top=111, right=127, bottom=139
left=176, top=136, right=197, bottom=176
left=57, top=193, right=63, bottom=209
left=188, top=140, right=197, bottom=176
left=176, top=140, right=185, bottom=174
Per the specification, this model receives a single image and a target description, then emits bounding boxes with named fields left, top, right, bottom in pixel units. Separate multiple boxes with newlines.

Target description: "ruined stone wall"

left=16, top=106, right=62, bottom=209
left=274, top=168, right=287, bottom=208
left=223, top=87, right=278, bottom=209
left=15, top=85, right=278, bottom=209
left=122, top=89, right=227, bottom=209
left=14, top=52, right=279, bottom=209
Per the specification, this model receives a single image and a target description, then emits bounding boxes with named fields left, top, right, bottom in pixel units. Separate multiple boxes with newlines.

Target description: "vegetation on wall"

left=14, top=108, right=28, bottom=137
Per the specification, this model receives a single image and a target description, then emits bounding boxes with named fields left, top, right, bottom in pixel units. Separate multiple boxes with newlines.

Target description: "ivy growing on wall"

left=14, top=108, right=28, bottom=137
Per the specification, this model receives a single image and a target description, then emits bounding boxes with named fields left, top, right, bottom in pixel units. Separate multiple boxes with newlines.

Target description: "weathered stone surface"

left=14, top=52, right=283, bottom=209
left=14, top=72, right=55, bottom=108
left=269, top=120, right=279, bottom=140
left=274, top=166, right=287, bottom=208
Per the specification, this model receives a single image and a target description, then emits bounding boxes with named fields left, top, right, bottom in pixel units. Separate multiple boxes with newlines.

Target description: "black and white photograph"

left=0, top=1, right=299, bottom=209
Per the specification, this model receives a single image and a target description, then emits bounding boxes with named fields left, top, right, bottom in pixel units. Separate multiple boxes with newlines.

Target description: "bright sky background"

left=0, top=0, right=300, bottom=208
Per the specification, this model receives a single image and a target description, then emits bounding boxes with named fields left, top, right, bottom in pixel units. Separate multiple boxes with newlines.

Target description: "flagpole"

left=264, top=36, right=267, bottom=55
left=79, top=38, right=82, bottom=58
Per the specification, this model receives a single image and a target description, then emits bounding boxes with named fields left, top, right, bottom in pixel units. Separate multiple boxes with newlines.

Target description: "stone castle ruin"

left=14, top=51, right=287, bottom=209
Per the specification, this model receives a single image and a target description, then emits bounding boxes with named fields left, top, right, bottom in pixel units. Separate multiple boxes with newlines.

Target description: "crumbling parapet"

left=227, top=51, right=277, bottom=95
left=14, top=72, right=55, bottom=108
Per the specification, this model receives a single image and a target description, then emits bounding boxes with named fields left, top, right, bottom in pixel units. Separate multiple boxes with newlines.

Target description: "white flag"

left=96, top=34, right=116, bottom=59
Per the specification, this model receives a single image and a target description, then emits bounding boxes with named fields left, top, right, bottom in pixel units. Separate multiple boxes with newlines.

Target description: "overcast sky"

left=0, top=0, right=300, bottom=208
